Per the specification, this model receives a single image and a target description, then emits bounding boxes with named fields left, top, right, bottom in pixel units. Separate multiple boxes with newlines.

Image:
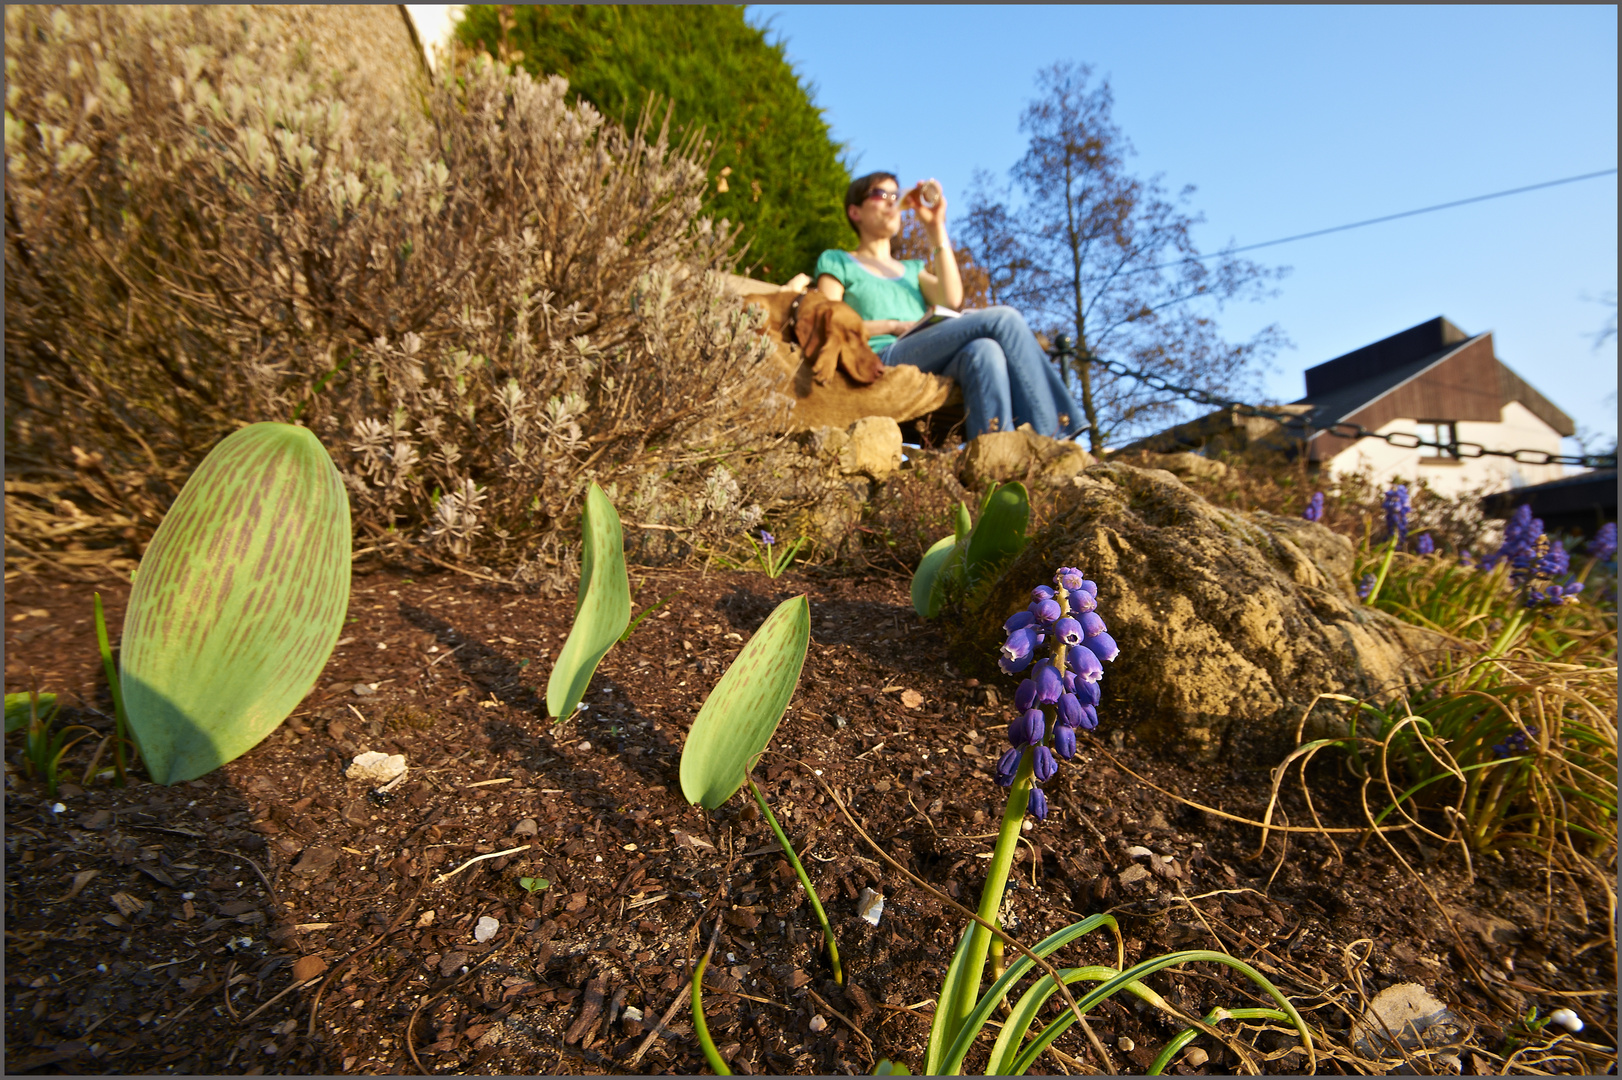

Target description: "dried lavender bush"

left=5, top=6, right=789, bottom=585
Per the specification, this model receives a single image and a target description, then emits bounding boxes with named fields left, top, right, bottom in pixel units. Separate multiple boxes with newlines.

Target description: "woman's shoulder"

left=814, top=249, right=854, bottom=278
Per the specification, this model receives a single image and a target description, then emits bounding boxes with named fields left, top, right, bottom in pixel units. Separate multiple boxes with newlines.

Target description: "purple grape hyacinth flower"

left=1587, top=522, right=1617, bottom=564
left=1027, top=787, right=1049, bottom=820
left=1303, top=492, right=1324, bottom=522
left=992, top=566, right=1121, bottom=822
left=1358, top=573, right=1376, bottom=600
left=760, top=530, right=775, bottom=546
left=1382, top=485, right=1410, bottom=544
left=1416, top=533, right=1434, bottom=556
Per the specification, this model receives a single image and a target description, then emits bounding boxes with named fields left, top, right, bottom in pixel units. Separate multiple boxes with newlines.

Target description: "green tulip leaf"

left=910, top=534, right=959, bottom=619
left=964, top=481, right=1029, bottom=586
left=5, top=692, right=58, bottom=734
left=953, top=499, right=973, bottom=543
left=119, top=423, right=350, bottom=785
left=546, top=483, right=631, bottom=719
left=679, top=595, right=810, bottom=810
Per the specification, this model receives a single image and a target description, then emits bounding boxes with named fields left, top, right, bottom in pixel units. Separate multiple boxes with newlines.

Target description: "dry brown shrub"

left=6, top=5, right=792, bottom=584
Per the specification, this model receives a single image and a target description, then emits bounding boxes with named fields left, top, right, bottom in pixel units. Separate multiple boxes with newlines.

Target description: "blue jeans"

left=880, top=306, right=1083, bottom=440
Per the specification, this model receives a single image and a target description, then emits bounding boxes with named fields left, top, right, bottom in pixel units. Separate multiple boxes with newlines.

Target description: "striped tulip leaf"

left=679, top=595, right=810, bottom=810
left=120, top=423, right=350, bottom=784
left=546, top=483, right=631, bottom=719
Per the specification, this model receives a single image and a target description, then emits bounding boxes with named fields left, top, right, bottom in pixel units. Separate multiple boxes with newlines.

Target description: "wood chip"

left=51, top=869, right=99, bottom=904
left=564, top=974, right=608, bottom=1044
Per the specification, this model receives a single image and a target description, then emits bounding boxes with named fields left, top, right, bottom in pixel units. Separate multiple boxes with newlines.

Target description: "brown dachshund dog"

left=751, top=289, right=886, bottom=386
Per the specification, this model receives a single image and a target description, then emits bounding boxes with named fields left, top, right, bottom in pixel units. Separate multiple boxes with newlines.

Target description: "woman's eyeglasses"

left=863, top=189, right=900, bottom=204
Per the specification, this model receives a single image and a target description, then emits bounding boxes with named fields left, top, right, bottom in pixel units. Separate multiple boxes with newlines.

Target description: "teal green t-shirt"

left=814, top=250, right=928, bottom=352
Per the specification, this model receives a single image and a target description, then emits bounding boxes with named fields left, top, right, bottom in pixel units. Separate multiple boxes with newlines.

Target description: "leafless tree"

left=961, top=61, right=1289, bottom=451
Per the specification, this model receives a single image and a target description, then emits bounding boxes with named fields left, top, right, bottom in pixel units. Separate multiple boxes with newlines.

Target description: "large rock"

left=837, top=417, right=904, bottom=480
left=978, top=462, right=1441, bottom=758
left=959, top=427, right=1094, bottom=490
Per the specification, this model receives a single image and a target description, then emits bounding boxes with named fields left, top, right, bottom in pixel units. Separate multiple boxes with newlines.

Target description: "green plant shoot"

left=691, top=952, right=731, bottom=1076
left=678, top=595, right=842, bottom=983
left=911, top=482, right=1031, bottom=619
left=118, top=423, right=351, bottom=784
left=6, top=691, right=95, bottom=799
left=518, top=876, right=550, bottom=895
left=547, top=483, right=631, bottom=719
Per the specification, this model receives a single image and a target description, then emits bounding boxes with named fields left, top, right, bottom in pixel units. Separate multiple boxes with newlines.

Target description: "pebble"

left=1117, top=1036, right=1135, bottom=1052
left=856, top=888, right=885, bottom=927
left=1184, top=1047, right=1209, bottom=1067
left=346, top=751, right=406, bottom=784
left=514, top=819, right=539, bottom=837
left=808, top=1015, right=827, bottom=1033
left=1118, top=864, right=1150, bottom=885
left=577, top=741, right=592, bottom=752
left=474, top=916, right=499, bottom=942
left=1549, top=1008, right=1583, bottom=1033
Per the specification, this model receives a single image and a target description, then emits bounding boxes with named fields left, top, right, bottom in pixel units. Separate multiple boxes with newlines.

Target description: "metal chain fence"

left=1047, top=336, right=1617, bottom=470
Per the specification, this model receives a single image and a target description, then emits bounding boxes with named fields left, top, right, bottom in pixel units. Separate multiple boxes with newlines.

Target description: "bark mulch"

left=5, top=565, right=1616, bottom=1074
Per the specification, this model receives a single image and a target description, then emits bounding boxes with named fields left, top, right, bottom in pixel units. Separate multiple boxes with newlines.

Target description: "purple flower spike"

left=1004, top=610, right=1037, bottom=633
left=1078, top=611, right=1107, bottom=637
left=1056, top=692, right=1082, bottom=728
left=1073, top=679, right=1101, bottom=707
left=1015, top=678, right=1039, bottom=711
left=1030, top=598, right=1062, bottom=623
left=1009, top=708, right=1045, bottom=747
left=1303, top=492, right=1324, bottom=522
left=760, top=530, right=775, bottom=545
left=1415, top=533, right=1434, bottom=556
left=1032, top=745, right=1058, bottom=783
left=1027, top=787, right=1049, bottom=820
left=1067, top=588, right=1097, bottom=613
left=1078, top=704, right=1099, bottom=731
left=1054, top=617, right=1084, bottom=646
left=1057, top=568, right=1085, bottom=591
left=1032, top=661, right=1064, bottom=704
left=1031, top=586, right=1055, bottom=602
left=1053, top=724, right=1077, bottom=760
left=995, top=748, right=1021, bottom=787
left=1082, top=631, right=1119, bottom=663
left=1068, top=644, right=1104, bottom=682
left=1060, top=669, right=1077, bottom=693
left=1078, top=580, right=1098, bottom=597
left=1587, top=522, right=1617, bottom=563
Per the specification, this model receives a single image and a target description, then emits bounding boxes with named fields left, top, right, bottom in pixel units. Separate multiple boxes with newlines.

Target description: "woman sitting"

left=814, top=171, right=1082, bottom=441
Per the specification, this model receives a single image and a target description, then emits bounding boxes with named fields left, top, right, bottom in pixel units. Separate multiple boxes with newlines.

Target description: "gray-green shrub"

left=5, top=5, right=786, bottom=581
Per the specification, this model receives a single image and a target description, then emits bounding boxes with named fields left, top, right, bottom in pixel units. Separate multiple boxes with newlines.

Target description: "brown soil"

left=5, top=565, right=1616, bottom=1075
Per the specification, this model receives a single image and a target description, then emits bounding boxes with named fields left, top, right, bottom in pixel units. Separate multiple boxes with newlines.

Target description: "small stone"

left=439, top=950, right=470, bottom=977
left=1117, top=864, right=1151, bottom=886
left=1184, top=1047, right=1209, bottom=1068
left=1548, top=1008, right=1583, bottom=1033
left=1126, top=845, right=1153, bottom=859
left=346, top=751, right=406, bottom=784
left=577, top=741, right=592, bottom=752
left=514, top=819, right=539, bottom=837
left=351, top=683, right=376, bottom=697
left=899, top=689, right=924, bottom=709
left=474, top=916, right=499, bottom=942
left=808, top=1015, right=827, bottom=1033
left=1117, top=1036, right=1135, bottom=1052
left=416, top=910, right=436, bottom=927
left=855, top=888, right=885, bottom=927
left=622, top=1006, right=644, bottom=1024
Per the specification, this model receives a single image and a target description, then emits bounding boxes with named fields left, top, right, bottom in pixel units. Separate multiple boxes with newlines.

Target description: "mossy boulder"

left=978, top=462, right=1441, bottom=759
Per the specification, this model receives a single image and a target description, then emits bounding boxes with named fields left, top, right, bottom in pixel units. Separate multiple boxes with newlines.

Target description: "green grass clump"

left=1339, top=544, right=1617, bottom=858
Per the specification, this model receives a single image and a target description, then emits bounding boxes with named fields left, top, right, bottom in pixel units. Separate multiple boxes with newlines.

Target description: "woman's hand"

left=862, top=319, right=910, bottom=340
left=904, top=179, right=948, bottom=233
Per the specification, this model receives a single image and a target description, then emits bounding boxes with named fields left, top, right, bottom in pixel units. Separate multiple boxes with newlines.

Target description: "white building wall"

left=1321, top=401, right=1568, bottom=497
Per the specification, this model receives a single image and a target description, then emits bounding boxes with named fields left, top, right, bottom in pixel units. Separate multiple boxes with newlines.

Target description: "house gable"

left=1297, top=317, right=1575, bottom=461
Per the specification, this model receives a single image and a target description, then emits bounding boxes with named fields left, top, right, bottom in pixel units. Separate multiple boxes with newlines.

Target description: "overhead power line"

left=1148, top=167, right=1618, bottom=274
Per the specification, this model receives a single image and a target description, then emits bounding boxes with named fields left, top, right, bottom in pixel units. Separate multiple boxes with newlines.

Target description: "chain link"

left=1047, top=338, right=1617, bottom=471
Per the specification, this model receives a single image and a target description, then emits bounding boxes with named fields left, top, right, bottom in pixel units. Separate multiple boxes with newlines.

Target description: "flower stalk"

left=746, top=775, right=842, bottom=985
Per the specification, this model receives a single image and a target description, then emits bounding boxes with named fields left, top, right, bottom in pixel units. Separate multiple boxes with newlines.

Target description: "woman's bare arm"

left=819, top=273, right=906, bottom=340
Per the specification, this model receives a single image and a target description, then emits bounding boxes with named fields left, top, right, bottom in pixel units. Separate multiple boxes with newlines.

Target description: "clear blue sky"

left=747, top=4, right=1618, bottom=456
